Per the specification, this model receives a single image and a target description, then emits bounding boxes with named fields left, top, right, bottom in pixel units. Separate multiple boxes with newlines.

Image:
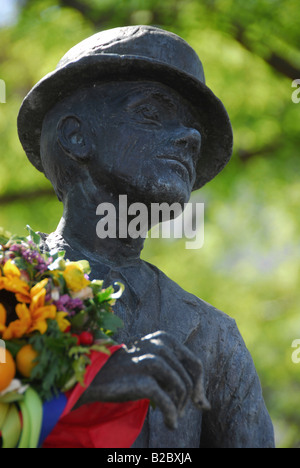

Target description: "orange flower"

left=0, top=260, right=31, bottom=303
left=0, top=278, right=57, bottom=340
left=1, top=303, right=32, bottom=340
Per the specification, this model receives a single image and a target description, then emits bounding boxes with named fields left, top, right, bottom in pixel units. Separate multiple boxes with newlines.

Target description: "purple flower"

left=9, top=244, right=22, bottom=252
left=10, top=243, right=53, bottom=273
left=53, top=294, right=83, bottom=316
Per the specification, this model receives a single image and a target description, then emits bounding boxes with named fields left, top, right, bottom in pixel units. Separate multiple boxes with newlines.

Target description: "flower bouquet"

left=0, top=227, right=148, bottom=448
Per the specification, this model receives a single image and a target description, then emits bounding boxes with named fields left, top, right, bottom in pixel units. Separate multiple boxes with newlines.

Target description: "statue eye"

left=135, top=104, right=161, bottom=125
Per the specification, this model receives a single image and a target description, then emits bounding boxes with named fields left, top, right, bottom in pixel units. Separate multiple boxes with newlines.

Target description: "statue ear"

left=57, top=115, right=92, bottom=163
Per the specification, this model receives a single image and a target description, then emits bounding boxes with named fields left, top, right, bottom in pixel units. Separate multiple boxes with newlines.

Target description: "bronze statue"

left=17, top=26, right=275, bottom=448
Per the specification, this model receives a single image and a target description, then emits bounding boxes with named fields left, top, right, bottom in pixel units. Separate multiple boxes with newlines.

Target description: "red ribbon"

left=43, top=345, right=149, bottom=448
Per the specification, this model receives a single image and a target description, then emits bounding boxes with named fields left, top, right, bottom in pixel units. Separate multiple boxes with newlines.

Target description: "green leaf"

left=101, top=313, right=124, bottom=334
left=26, top=225, right=41, bottom=246
left=91, top=280, right=104, bottom=291
left=13, top=257, right=29, bottom=271
left=69, top=310, right=87, bottom=330
left=90, top=344, right=112, bottom=355
left=72, top=354, right=90, bottom=386
left=69, top=345, right=91, bottom=357
left=93, top=329, right=114, bottom=341
left=95, top=286, right=115, bottom=304
left=5, top=340, right=27, bottom=358
left=28, top=321, right=78, bottom=401
left=76, top=260, right=91, bottom=274
left=0, top=227, right=12, bottom=245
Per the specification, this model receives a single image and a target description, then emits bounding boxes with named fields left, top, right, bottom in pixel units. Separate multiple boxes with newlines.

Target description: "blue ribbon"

left=38, top=393, right=68, bottom=447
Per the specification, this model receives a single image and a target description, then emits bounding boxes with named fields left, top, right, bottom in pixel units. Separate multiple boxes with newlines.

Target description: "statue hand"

left=76, top=331, right=210, bottom=430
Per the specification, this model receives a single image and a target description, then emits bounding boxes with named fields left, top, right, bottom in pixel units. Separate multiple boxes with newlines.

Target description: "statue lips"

left=157, top=154, right=195, bottom=182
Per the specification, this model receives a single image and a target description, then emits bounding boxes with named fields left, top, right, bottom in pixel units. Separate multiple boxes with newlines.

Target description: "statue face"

left=86, top=81, right=202, bottom=205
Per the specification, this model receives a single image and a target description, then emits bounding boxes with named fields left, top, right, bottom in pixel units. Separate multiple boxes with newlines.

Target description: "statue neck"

left=52, top=183, right=146, bottom=267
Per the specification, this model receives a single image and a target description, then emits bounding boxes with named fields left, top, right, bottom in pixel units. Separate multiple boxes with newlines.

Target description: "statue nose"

left=174, top=127, right=202, bottom=159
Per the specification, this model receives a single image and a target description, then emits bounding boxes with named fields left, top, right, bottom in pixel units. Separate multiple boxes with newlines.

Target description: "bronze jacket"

left=43, top=234, right=275, bottom=448
left=97, top=260, right=274, bottom=448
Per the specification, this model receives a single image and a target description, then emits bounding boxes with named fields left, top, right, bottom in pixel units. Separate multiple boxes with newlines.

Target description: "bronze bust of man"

left=17, top=26, right=275, bottom=448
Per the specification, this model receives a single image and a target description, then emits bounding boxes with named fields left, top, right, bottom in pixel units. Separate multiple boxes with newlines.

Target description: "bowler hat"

left=17, top=25, right=233, bottom=190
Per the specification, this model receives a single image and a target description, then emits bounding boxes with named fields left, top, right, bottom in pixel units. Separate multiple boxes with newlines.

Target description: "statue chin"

left=146, top=185, right=191, bottom=210
left=133, top=174, right=192, bottom=207
left=96, top=172, right=192, bottom=210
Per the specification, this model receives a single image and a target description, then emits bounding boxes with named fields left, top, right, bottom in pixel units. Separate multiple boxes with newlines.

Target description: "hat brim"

left=17, top=54, right=233, bottom=191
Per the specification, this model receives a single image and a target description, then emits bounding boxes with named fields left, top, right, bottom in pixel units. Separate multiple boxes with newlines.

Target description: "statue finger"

left=133, top=354, right=187, bottom=411
left=151, top=332, right=210, bottom=410
left=137, top=377, right=179, bottom=430
left=145, top=344, right=194, bottom=414
left=97, top=373, right=180, bottom=430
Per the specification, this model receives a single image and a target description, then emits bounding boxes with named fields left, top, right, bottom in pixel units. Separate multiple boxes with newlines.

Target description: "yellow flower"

left=56, top=311, right=71, bottom=333
left=3, top=260, right=20, bottom=278
left=27, top=279, right=57, bottom=334
left=2, top=303, right=32, bottom=340
left=0, top=260, right=31, bottom=303
left=0, top=278, right=57, bottom=340
left=63, top=262, right=90, bottom=293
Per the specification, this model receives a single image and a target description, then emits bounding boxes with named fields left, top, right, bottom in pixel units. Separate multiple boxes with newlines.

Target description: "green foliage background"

left=0, top=0, right=299, bottom=447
